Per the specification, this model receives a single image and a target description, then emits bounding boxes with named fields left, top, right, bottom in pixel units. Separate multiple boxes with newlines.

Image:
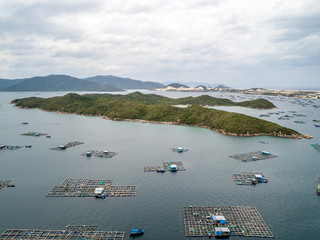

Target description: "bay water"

left=0, top=91, right=319, bottom=239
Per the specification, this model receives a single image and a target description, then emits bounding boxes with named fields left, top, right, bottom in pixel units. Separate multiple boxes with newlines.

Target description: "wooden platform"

left=50, top=141, right=84, bottom=150
left=81, top=150, right=119, bottom=158
left=21, top=132, right=48, bottom=137
left=163, top=161, right=186, bottom=171
left=47, top=178, right=136, bottom=197
left=0, top=180, right=11, bottom=190
left=171, top=147, right=189, bottom=152
left=232, top=172, right=268, bottom=185
left=0, top=228, right=125, bottom=240
left=0, top=145, right=22, bottom=150
left=144, top=162, right=186, bottom=172
left=184, top=206, right=273, bottom=238
left=229, top=151, right=278, bottom=162
left=66, top=225, right=98, bottom=231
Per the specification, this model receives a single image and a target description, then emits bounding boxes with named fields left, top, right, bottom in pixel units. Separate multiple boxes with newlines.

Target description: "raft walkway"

left=0, top=180, right=11, bottom=190
left=81, top=150, right=118, bottom=158
left=184, top=206, right=273, bottom=238
left=0, top=145, right=22, bottom=150
left=47, top=178, right=136, bottom=197
left=311, top=144, right=320, bottom=154
left=50, top=141, right=84, bottom=150
left=229, top=151, right=278, bottom=162
left=0, top=226, right=125, bottom=240
left=21, top=132, right=48, bottom=137
left=232, top=172, right=268, bottom=185
left=144, top=161, right=186, bottom=172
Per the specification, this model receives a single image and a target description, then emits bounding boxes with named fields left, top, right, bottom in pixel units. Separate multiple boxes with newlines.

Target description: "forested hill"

left=12, top=92, right=306, bottom=138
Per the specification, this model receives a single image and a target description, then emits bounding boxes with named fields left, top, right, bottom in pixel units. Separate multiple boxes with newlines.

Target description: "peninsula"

left=12, top=92, right=311, bottom=139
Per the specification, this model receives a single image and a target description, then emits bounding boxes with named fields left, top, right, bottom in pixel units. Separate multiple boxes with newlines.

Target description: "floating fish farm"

left=47, top=178, right=136, bottom=197
left=81, top=150, right=118, bottom=158
left=229, top=151, right=278, bottom=163
left=0, top=226, right=125, bottom=240
left=66, top=225, right=98, bottom=231
left=183, top=206, right=273, bottom=238
left=172, top=147, right=189, bottom=153
left=0, top=180, right=11, bottom=190
left=50, top=141, right=84, bottom=151
left=0, top=145, right=22, bottom=150
left=144, top=161, right=186, bottom=172
left=21, top=132, right=48, bottom=137
left=311, top=144, right=320, bottom=154
left=232, top=172, right=268, bottom=185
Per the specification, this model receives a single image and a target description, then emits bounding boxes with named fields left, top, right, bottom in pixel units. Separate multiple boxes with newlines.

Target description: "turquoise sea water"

left=0, top=91, right=319, bottom=240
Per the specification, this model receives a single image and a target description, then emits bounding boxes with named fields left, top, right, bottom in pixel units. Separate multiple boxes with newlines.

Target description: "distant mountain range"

left=83, top=75, right=164, bottom=89
left=0, top=74, right=165, bottom=92
left=162, top=81, right=229, bottom=88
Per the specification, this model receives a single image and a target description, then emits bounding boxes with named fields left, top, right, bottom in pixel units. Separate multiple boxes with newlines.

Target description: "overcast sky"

left=0, top=0, right=319, bottom=89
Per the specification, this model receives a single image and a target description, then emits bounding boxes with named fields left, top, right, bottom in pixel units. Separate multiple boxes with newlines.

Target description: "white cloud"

left=0, top=0, right=319, bottom=88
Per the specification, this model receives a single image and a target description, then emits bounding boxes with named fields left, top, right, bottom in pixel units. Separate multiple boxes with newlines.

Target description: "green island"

left=12, top=92, right=311, bottom=139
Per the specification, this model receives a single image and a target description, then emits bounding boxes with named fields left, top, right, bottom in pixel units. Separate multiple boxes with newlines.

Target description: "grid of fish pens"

left=311, top=144, right=320, bottom=154
left=183, top=206, right=273, bottom=238
left=163, top=161, right=186, bottom=171
left=47, top=178, right=136, bottom=197
left=232, top=172, right=267, bottom=185
left=0, top=229, right=125, bottom=240
left=50, top=141, right=84, bottom=150
left=66, top=225, right=98, bottom=231
left=105, top=186, right=137, bottom=197
left=229, top=151, right=278, bottom=162
left=0, top=180, right=11, bottom=190
left=81, top=150, right=119, bottom=158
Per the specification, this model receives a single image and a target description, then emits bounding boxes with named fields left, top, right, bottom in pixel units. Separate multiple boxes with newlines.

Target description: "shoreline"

left=17, top=106, right=313, bottom=139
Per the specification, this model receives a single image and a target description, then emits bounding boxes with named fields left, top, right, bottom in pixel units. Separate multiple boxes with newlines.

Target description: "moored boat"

left=130, top=229, right=144, bottom=237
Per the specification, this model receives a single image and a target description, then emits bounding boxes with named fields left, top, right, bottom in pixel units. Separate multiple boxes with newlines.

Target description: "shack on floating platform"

left=214, top=227, right=231, bottom=238
left=95, top=187, right=105, bottom=198
left=169, top=164, right=178, bottom=171
left=212, top=215, right=226, bottom=224
left=171, top=147, right=189, bottom=153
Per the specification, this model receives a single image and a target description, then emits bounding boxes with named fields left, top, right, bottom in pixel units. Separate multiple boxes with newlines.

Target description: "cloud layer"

left=0, top=0, right=319, bottom=88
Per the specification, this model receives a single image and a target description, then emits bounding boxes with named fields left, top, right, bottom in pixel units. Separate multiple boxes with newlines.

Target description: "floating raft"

left=258, top=141, right=269, bottom=144
left=311, top=144, right=320, bottom=154
left=184, top=206, right=273, bottom=238
left=232, top=172, right=268, bottom=185
left=0, top=180, right=11, bottom=190
left=171, top=147, right=189, bottom=153
left=230, top=151, right=278, bottom=163
left=81, top=150, right=118, bottom=158
left=144, top=162, right=186, bottom=172
left=47, top=178, right=136, bottom=197
left=50, top=141, right=84, bottom=150
left=163, top=161, right=185, bottom=171
left=0, top=145, right=22, bottom=150
left=0, top=227, right=125, bottom=240
left=21, top=131, right=48, bottom=137
left=66, top=225, right=98, bottom=231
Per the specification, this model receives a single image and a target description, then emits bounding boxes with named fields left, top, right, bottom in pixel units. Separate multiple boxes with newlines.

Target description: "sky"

left=0, top=0, right=319, bottom=89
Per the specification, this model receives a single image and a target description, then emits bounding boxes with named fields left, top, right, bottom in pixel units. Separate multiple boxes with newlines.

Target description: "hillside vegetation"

left=12, top=92, right=303, bottom=138
left=80, top=92, right=276, bottom=109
